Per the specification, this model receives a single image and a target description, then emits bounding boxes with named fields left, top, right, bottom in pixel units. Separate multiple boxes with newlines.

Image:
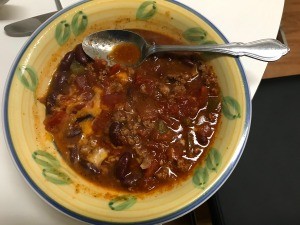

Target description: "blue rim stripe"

left=2, top=0, right=251, bottom=224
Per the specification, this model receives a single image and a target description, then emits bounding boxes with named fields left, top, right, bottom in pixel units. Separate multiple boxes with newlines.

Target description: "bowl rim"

left=2, top=0, right=251, bottom=224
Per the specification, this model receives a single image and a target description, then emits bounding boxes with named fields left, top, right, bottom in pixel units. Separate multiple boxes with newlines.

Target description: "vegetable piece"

left=70, top=61, right=85, bottom=75
left=44, top=111, right=66, bottom=133
left=157, top=120, right=167, bottom=134
left=102, top=93, right=125, bottom=108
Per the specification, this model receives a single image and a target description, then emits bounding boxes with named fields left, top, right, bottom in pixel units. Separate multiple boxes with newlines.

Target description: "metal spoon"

left=82, top=29, right=290, bottom=66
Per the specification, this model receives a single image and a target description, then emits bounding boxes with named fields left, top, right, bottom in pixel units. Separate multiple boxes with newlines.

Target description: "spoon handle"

left=152, top=39, right=289, bottom=62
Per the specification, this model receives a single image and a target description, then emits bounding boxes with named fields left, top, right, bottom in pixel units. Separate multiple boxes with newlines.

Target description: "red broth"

left=108, top=42, right=141, bottom=66
left=42, top=30, right=221, bottom=193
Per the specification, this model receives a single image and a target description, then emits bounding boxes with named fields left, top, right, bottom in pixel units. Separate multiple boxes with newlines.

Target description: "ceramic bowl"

left=3, top=0, right=251, bottom=224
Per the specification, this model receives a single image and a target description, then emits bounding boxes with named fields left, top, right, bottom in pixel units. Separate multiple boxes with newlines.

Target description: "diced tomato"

left=109, top=64, right=121, bottom=75
left=44, top=111, right=66, bottom=133
left=102, top=93, right=126, bottom=108
left=166, top=86, right=208, bottom=118
left=134, top=73, right=157, bottom=96
left=92, top=110, right=111, bottom=133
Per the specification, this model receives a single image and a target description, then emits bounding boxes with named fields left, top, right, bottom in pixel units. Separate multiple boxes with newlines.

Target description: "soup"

left=41, top=30, right=222, bottom=193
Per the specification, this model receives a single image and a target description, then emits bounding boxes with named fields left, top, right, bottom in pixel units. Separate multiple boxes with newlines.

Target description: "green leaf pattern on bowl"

left=136, top=1, right=157, bottom=20
left=222, top=96, right=241, bottom=120
left=183, top=27, right=207, bottom=43
left=182, top=27, right=218, bottom=47
left=193, top=148, right=222, bottom=189
left=193, top=167, right=209, bottom=189
left=55, top=20, right=71, bottom=46
left=42, top=167, right=72, bottom=185
left=71, top=11, right=88, bottom=36
left=32, top=150, right=72, bottom=185
left=17, top=66, right=38, bottom=92
left=109, top=195, right=137, bottom=211
left=55, top=11, right=88, bottom=45
left=206, top=148, right=221, bottom=171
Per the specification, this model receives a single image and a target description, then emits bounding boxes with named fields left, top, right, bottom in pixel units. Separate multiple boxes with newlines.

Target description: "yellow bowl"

left=3, top=0, right=251, bottom=224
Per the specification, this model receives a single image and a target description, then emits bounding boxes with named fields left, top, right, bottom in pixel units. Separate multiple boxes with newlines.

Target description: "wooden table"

left=264, top=0, right=300, bottom=79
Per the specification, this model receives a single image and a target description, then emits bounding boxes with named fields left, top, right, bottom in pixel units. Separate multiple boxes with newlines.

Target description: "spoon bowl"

left=82, top=29, right=290, bottom=67
left=82, top=30, right=148, bottom=66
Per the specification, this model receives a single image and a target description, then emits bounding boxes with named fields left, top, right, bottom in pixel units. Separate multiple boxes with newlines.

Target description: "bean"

left=66, top=126, right=82, bottom=138
left=75, top=44, right=89, bottom=66
left=56, top=71, right=68, bottom=87
left=109, top=122, right=123, bottom=146
left=45, top=92, right=57, bottom=114
left=54, top=70, right=70, bottom=94
left=59, top=51, right=75, bottom=71
left=115, top=152, right=131, bottom=180
left=196, top=132, right=208, bottom=146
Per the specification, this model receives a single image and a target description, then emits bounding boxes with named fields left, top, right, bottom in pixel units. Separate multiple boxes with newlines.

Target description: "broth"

left=41, top=30, right=222, bottom=193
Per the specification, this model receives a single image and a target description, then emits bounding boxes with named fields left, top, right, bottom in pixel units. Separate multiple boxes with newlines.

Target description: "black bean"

left=109, top=122, right=123, bottom=146
left=196, top=133, right=208, bottom=146
left=56, top=70, right=68, bottom=87
left=54, top=70, right=70, bottom=94
left=66, top=126, right=82, bottom=138
left=75, top=44, right=90, bottom=66
left=45, top=92, right=57, bottom=114
left=59, top=51, right=75, bottom=71
left=115, top=152, right=131, bottom=180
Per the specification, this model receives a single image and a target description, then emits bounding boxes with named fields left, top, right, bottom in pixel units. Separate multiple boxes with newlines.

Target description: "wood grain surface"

left=263, top=0, right=300, bottom=78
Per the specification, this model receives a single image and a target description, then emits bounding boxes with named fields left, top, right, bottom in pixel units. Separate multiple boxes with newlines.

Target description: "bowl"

left=3, top=0, right=251, bottom=224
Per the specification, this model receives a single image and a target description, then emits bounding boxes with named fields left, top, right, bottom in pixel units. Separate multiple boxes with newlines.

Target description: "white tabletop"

left=0, top=0, right=284, bottom=224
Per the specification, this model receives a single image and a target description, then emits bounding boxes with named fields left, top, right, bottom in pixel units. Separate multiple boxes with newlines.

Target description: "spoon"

left=82, top=29, right=290, bottom=66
